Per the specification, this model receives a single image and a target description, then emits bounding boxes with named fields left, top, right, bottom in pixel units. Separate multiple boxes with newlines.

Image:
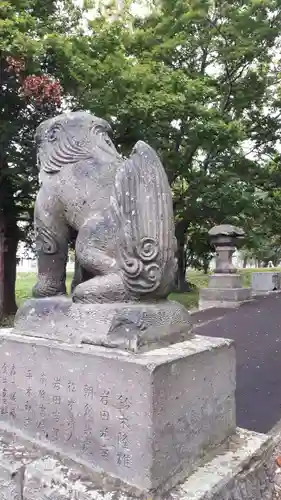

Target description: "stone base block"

left=0, top=329, right=235, bottom=492
left=14, top=298, right=193, bottom=352
left=171, top=428, right=275, bottom=500
left=208, top=273, right=243, bottom=289
left=199, top=287, right=252, bottom=310
left=0, top=428, right=44, bottom=500
left=0, top=427, right=272, bottom=500
left=251, top=271, right=281, bottom=294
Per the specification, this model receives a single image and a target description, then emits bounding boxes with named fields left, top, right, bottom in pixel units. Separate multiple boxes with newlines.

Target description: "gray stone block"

left=23, top=455, right=137, bottom=500
left=199, top=287, right=251, bottom=310
left=208, top=274, right=243, bottom=289
left=0, top=429, right=44, bottom=500
left=172, top=428, right=275, bottom=500
left=14, top=298, right=193, bottom=352
left=22, top=429, right=275, bottom=500
left=251, top=271, right=281, bottom=294
left=0, top=397, right=274, bottom=500
left=0, top=329, right=235, bottom=492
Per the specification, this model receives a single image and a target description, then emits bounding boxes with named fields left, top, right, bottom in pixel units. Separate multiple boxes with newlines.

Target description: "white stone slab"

left=251, top=272, right=281, bottom=293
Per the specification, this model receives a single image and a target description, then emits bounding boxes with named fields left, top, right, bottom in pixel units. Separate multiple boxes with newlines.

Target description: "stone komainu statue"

left=34, top=111, right=177, bottom=303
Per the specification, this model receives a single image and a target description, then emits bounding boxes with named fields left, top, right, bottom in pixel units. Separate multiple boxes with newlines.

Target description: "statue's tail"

left=111, top=141, right=177, bottom=299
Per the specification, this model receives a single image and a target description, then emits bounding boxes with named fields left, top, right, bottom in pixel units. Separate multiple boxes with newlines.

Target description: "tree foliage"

left=3, top=0, right=281, bottom=309
left=0, top=0, right=82, bottom=314
left=67, top=0, right=281, bottom=284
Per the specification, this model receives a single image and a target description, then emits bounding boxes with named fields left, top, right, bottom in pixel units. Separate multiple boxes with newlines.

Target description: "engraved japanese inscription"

left=0, top=360, right=134, bottom=467
left=0, top=340, right=148, bottom=484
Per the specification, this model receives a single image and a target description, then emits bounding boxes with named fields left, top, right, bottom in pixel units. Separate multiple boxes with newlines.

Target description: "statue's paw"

left=32, top=282, right=46, bottom=298
left=32, top=281, right=66, bottom=298
left=72, top=274, right=127, bottom=304
left=72, top=282, right=93, bottom=303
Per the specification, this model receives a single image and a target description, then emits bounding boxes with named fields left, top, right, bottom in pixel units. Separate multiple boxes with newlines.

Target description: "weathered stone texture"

left=0, top=378, right=275, bottom=500
left=32, top=111, right=177, bottom=304
left=171, top=428, right=275, bottom=500
left=14, top=298, right=193, bottom=352
left=0, top=428, right=44, bottom=500
left=0, top=329, right=235, bottom=492
left=5, top=428, right=273, bottom=500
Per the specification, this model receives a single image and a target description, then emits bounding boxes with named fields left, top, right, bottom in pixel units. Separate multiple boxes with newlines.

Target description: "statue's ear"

left=35, top=120, right=46, bottom=147
left=93, top=120, right=113, bottom=137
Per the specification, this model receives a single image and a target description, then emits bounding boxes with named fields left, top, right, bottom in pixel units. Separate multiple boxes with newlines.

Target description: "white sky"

left=73, top=0, right=149, bottom=22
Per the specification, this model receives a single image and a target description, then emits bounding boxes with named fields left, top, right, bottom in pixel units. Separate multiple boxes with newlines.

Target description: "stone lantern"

left=209, top=224, right=245, bottom=274
left=199, top=224, right=251, bottom=309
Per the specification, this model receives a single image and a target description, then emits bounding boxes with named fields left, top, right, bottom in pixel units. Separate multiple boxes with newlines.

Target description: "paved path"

left=193, top=294, right=281, bottom=434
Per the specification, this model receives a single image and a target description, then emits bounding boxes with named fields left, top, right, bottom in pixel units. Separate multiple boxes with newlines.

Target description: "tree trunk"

left=0, top=169, right=19, bottom=316
left=243, top=256, right=247, bottom=268
left=3, top=229, right=18, bottom=315
left=203, top=257, right=209, bottom=274
left=0, top=217, right=4, bottom=320
left=175, top=220, right=188, bottom=292
left=176, top=245, right=187, bottom=291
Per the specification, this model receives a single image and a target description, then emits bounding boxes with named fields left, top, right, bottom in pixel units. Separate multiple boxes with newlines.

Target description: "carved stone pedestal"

left=14, top=297, right=193, bottom=352
left=0, top=328, right=235, bottom=492
left=0, top=324, right=275, bottom=499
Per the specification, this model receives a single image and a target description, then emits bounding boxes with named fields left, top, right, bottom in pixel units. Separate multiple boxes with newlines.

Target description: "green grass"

left=15, top=272, right=73, bottom=305
left=14, top=270, right=209, bottom=311
left=15, top=268, right=281, bottom=308
left=1, top=267, right=280, bottom=327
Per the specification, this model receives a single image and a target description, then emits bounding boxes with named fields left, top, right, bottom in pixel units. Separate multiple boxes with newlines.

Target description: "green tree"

left=71, top=0, right=281, bottom=287
left=0, top=0, right=82, bottom=315
left=241, top=165, right=281, bottom=267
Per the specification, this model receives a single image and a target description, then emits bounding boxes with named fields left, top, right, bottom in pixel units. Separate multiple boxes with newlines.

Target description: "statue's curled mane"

left=36, top=112, right=113, bottom=174
left=112, top=141, right=177, bottom=298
